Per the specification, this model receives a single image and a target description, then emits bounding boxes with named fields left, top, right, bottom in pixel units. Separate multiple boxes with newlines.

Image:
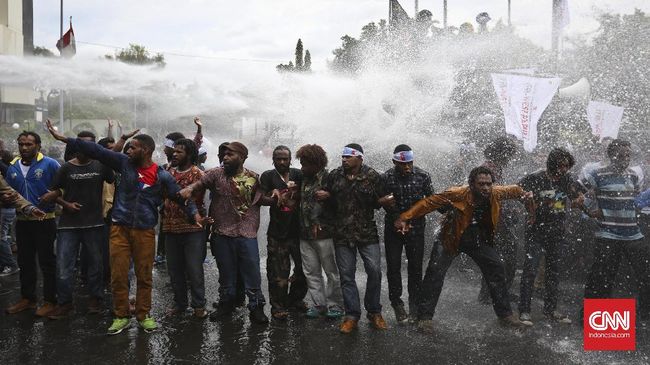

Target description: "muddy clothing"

left=324, top=165, right=384, bottom=246
left=260, top=168, right=302, bottom=240
left=299, top=170, right=334, bottom=240
left=266, top=235, right=307, bottom=313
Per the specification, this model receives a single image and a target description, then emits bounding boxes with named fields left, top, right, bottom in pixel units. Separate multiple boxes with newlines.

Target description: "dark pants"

left=166, top=231, right=207, bottom=310
left=479, top=224, right=517, bottom=301
left=335, top=243, right=382, bottom=320
left=210, top=235, right=245, bottom=304
left=102, top=219, right=111, bottom=286
left=266, top=236, right=307, bottom=313
left=56, top=226, right=105, bottom=304
left=16, top=219, right=57, bottom=303
left=518, top=226, right=564, bottom=314
left=584, top=238, right=650, bottom=318
left=212, top=235, right=265, bottom=310
left=418, top=226, right=512, bottom=320
left=384, top=227, right=424, bottom=311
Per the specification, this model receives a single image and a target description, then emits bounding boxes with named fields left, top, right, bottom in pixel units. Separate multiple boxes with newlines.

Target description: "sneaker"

left=48, top=303, right=74, bottom=320
left=0, top=266, right=19, bottom=276
left=6, top=298, right=36, bottom=314
left=107, top=317, right=131, bottom=335
left=519, top=312, right=534, bottom=326
left=306, top=307, right=324, bottom=319
left=193, top=308, right=208, bottom=319
left=271, top=310, right=289, bottom=320
left=545, top=311, right=572, bottom=324
left=325, top=309, right=344, bottom=320
left=87, top=298, right=102, bottom=315
left=35, top=302, right=57, bottom=317
left=392, top=303, right=408, bottom=323
left=138, top=316, right=159, bottom=333
left=367, top=313, right=388, bottom=330
left=339, top=318, right=358, bottom=334
left=249, top=307, right=269, bottom=324
left=209, top=301, right=235, bottom=322
left=498, top=314, right=530, bottom=329
left=417, top=319, right=434, bottom=334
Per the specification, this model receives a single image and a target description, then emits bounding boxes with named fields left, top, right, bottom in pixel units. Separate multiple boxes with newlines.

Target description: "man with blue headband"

left=316, top=143, right=394, bottom=333
left=381, top=145, right=433, bottom=323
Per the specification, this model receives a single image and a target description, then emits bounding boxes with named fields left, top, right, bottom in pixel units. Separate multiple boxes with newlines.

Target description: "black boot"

left=249, top=306, right=269, bottom=324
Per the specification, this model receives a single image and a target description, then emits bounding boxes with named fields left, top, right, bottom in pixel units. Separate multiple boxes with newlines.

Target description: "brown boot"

left=48, top=303, right=74, bottom=320
left=6, top=298, right=36, bottom=314
left=193, top=308, right=208, bottom=319
left=87, top=298, right=102, bottom=315
left=35, top=302, right=57, bottom=317
left=367, top=313, right=388, bottom=330
left=339, top=318, right=358, bottom=334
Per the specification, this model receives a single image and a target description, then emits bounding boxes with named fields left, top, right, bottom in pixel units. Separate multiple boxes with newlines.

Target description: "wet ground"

left=1, top=218, right=648, bottom=364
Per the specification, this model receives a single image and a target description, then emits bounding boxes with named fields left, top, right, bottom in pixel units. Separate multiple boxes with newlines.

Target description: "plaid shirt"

left=382, top=166, right=434, bottom=234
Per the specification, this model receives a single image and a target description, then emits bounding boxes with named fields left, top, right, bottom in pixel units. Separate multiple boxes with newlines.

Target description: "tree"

left=295, top=39, right=304, bottom=70
left=105, top=44, right=166, bottom=67
left=33, top=46, right=55, bottom=57
left=304, top=50, right=312, bottom=71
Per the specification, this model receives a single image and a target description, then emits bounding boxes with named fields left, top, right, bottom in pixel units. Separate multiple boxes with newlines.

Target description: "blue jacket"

left=6, top=152, right=59, bottom=219
left=636, top=188, right=650, bottom=210
left=66, top=138, right=198, bottom=229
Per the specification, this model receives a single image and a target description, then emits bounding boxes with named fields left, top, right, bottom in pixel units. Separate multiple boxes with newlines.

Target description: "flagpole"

left=59, top=0, right=64, bottom=132
left=508, top=0, right=512, bottom=27
left=443, top=0, right=448, bottom=29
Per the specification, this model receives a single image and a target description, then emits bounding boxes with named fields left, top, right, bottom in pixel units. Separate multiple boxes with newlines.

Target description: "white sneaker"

left=519, top=312, right=534, bottom=326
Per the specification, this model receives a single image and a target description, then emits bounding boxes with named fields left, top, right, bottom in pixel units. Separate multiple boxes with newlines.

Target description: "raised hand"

left=45, top=119, right=67, bottom=142
left=121, top=128, right=141, bottom=140
left=193, top=117, right=202, bottom=127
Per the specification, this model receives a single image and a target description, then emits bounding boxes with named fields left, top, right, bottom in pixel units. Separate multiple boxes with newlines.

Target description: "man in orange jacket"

left=395, top=166, right=532, bottom=332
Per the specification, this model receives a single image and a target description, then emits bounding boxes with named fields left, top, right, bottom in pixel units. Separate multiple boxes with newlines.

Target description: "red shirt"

left=137, top=163, right=158, bottom=189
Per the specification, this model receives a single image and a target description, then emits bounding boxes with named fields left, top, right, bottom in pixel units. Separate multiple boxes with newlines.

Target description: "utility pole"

left=443, top=0, right=448, bottom=29
left=551, top=0, right=561, bottom=66
left=415, top=0, right=418, bottom=14
left=508, top=0, right=512, bottom=27
left=59, top=0, right=64, bottom=132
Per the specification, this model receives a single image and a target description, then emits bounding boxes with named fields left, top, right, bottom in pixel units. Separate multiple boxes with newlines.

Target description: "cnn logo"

left=584, top=299, right=635, bottom=351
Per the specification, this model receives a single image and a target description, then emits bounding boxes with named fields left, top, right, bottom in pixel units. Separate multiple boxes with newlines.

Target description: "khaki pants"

left=110, top=225, right=155, bottom=320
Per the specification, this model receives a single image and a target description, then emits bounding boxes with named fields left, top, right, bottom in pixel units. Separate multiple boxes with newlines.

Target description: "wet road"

left=1, top=221, right=648, bottom=364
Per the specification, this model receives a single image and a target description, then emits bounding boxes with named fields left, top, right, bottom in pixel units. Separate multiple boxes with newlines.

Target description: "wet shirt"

left=299, top=170, right=334, bottom=240
left=51, top=160, right=114, bottom=229
left=382, top=166, right=434, bottom=234
left=260, top=168, right=303, bottom=240
left=163, top=166, right=205, bottom=233
left=519, top=170, right=579, bottom=227
left=582, top=165, right=643, bottom=241
left=324, top=165, right=383, bottom=246
left=198, top=167, right=261, bottom=239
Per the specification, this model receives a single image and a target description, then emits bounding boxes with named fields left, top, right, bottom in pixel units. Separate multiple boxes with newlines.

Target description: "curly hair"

left=606, top=139, right=631, bottom=159
left=546, top=148, right=575, bottom=173
left=296, top=144, right=328, bottom=171
left=468, top=165, right=494, bottom=185
left=173, top=138, right=199, bottom=165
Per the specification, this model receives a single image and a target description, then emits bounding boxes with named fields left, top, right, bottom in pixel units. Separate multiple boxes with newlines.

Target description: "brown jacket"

left=399, top=185, right=524, bottom=255
left=0, top=175, right=33, bottom=213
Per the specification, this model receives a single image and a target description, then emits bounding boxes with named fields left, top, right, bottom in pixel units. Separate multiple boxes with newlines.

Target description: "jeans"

left=0, top=208, right=17, bottom=269
left=384, top=227, right=424, bottom=311
left=210, top=235, right=245, bottom=304
left=335, top=243, right=382, bottom=320
left=110, top=225, right=155, bottom=321
left=16, top=219, right=57, bottom=303
left=418, top=226, right=512, bottom=320
left=518, top=225, right=564, bottom=314
left=300, top=238, right=343, bottom=311
left=166, top=231, right=207, bottom=310
left=56, top=226, right=105, bottom=304
left=267, top=236, right=307, bottom=313
left=584, top=238, right=650, bottom=318
left=212, top=235, right=265, bottom=310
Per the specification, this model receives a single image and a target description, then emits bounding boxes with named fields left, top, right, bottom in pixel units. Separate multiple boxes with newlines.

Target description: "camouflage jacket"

left=299, top=169, right=334, bottom=240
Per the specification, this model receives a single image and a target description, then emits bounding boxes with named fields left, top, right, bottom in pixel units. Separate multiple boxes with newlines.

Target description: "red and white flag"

left=56, top=21, right=76, bottom=58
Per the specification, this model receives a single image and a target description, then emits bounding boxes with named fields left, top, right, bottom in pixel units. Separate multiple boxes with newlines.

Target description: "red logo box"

left=584, top=299, right=636, bottom=351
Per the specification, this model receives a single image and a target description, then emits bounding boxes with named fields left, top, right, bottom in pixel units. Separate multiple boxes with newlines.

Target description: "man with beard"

left=180, top=142, right=270, bottom=324
left=316, top=143, right=392, bottom=334
left=395, top=166, right=532, bottom=332
left=382, top=144, right=433, bottom=322
left=259, top=146, right=307, bottom=320
left=5, top=131, right=60, bottom=317
left=45, top=120, right=201, bottom=335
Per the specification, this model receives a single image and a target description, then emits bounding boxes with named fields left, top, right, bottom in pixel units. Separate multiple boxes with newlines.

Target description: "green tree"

left=33, top=46, right=55, bottom=57
left=295, top=39, right=304, bottom=70
left=105, top=44, right=166, bottom=67
left=304, top=50, right=312, bottom=71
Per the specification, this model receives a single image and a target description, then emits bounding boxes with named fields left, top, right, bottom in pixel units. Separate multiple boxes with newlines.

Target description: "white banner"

left=491, top=74, right=561, bottom=152
left=587, top=100, right=624, bottom=141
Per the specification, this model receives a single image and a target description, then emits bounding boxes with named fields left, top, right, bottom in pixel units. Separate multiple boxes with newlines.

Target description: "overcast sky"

left=33, top=0, right=649, bottom=69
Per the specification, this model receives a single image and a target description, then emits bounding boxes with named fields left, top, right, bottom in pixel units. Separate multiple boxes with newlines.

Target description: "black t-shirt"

left=260, top=168, right=303, bottom=240
left=51, top=160, right=115, bottom=229
left=471, top=199, right=490, bottom=226
left=519, top=169, right=578, bottom=226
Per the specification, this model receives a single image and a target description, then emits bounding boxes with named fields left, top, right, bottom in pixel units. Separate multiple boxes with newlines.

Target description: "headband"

left=163, top=138, right=175, bottom=148
left=393, top=150, right=414, bottom=163
left=342, top=147, right=363, bottom=157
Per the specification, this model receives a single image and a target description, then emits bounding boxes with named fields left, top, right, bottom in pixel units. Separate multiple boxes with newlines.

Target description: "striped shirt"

left=582, top=165, right=643, bottom=241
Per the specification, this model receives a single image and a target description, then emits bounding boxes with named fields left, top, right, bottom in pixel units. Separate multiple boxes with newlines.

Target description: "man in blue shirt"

left=5, top=131, right=60, bottom=317
left=582, top=139, right=650, bottom=321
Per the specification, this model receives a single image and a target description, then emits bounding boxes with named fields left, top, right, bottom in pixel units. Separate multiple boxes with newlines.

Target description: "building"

left=0, top=0, right=35, bottom=126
